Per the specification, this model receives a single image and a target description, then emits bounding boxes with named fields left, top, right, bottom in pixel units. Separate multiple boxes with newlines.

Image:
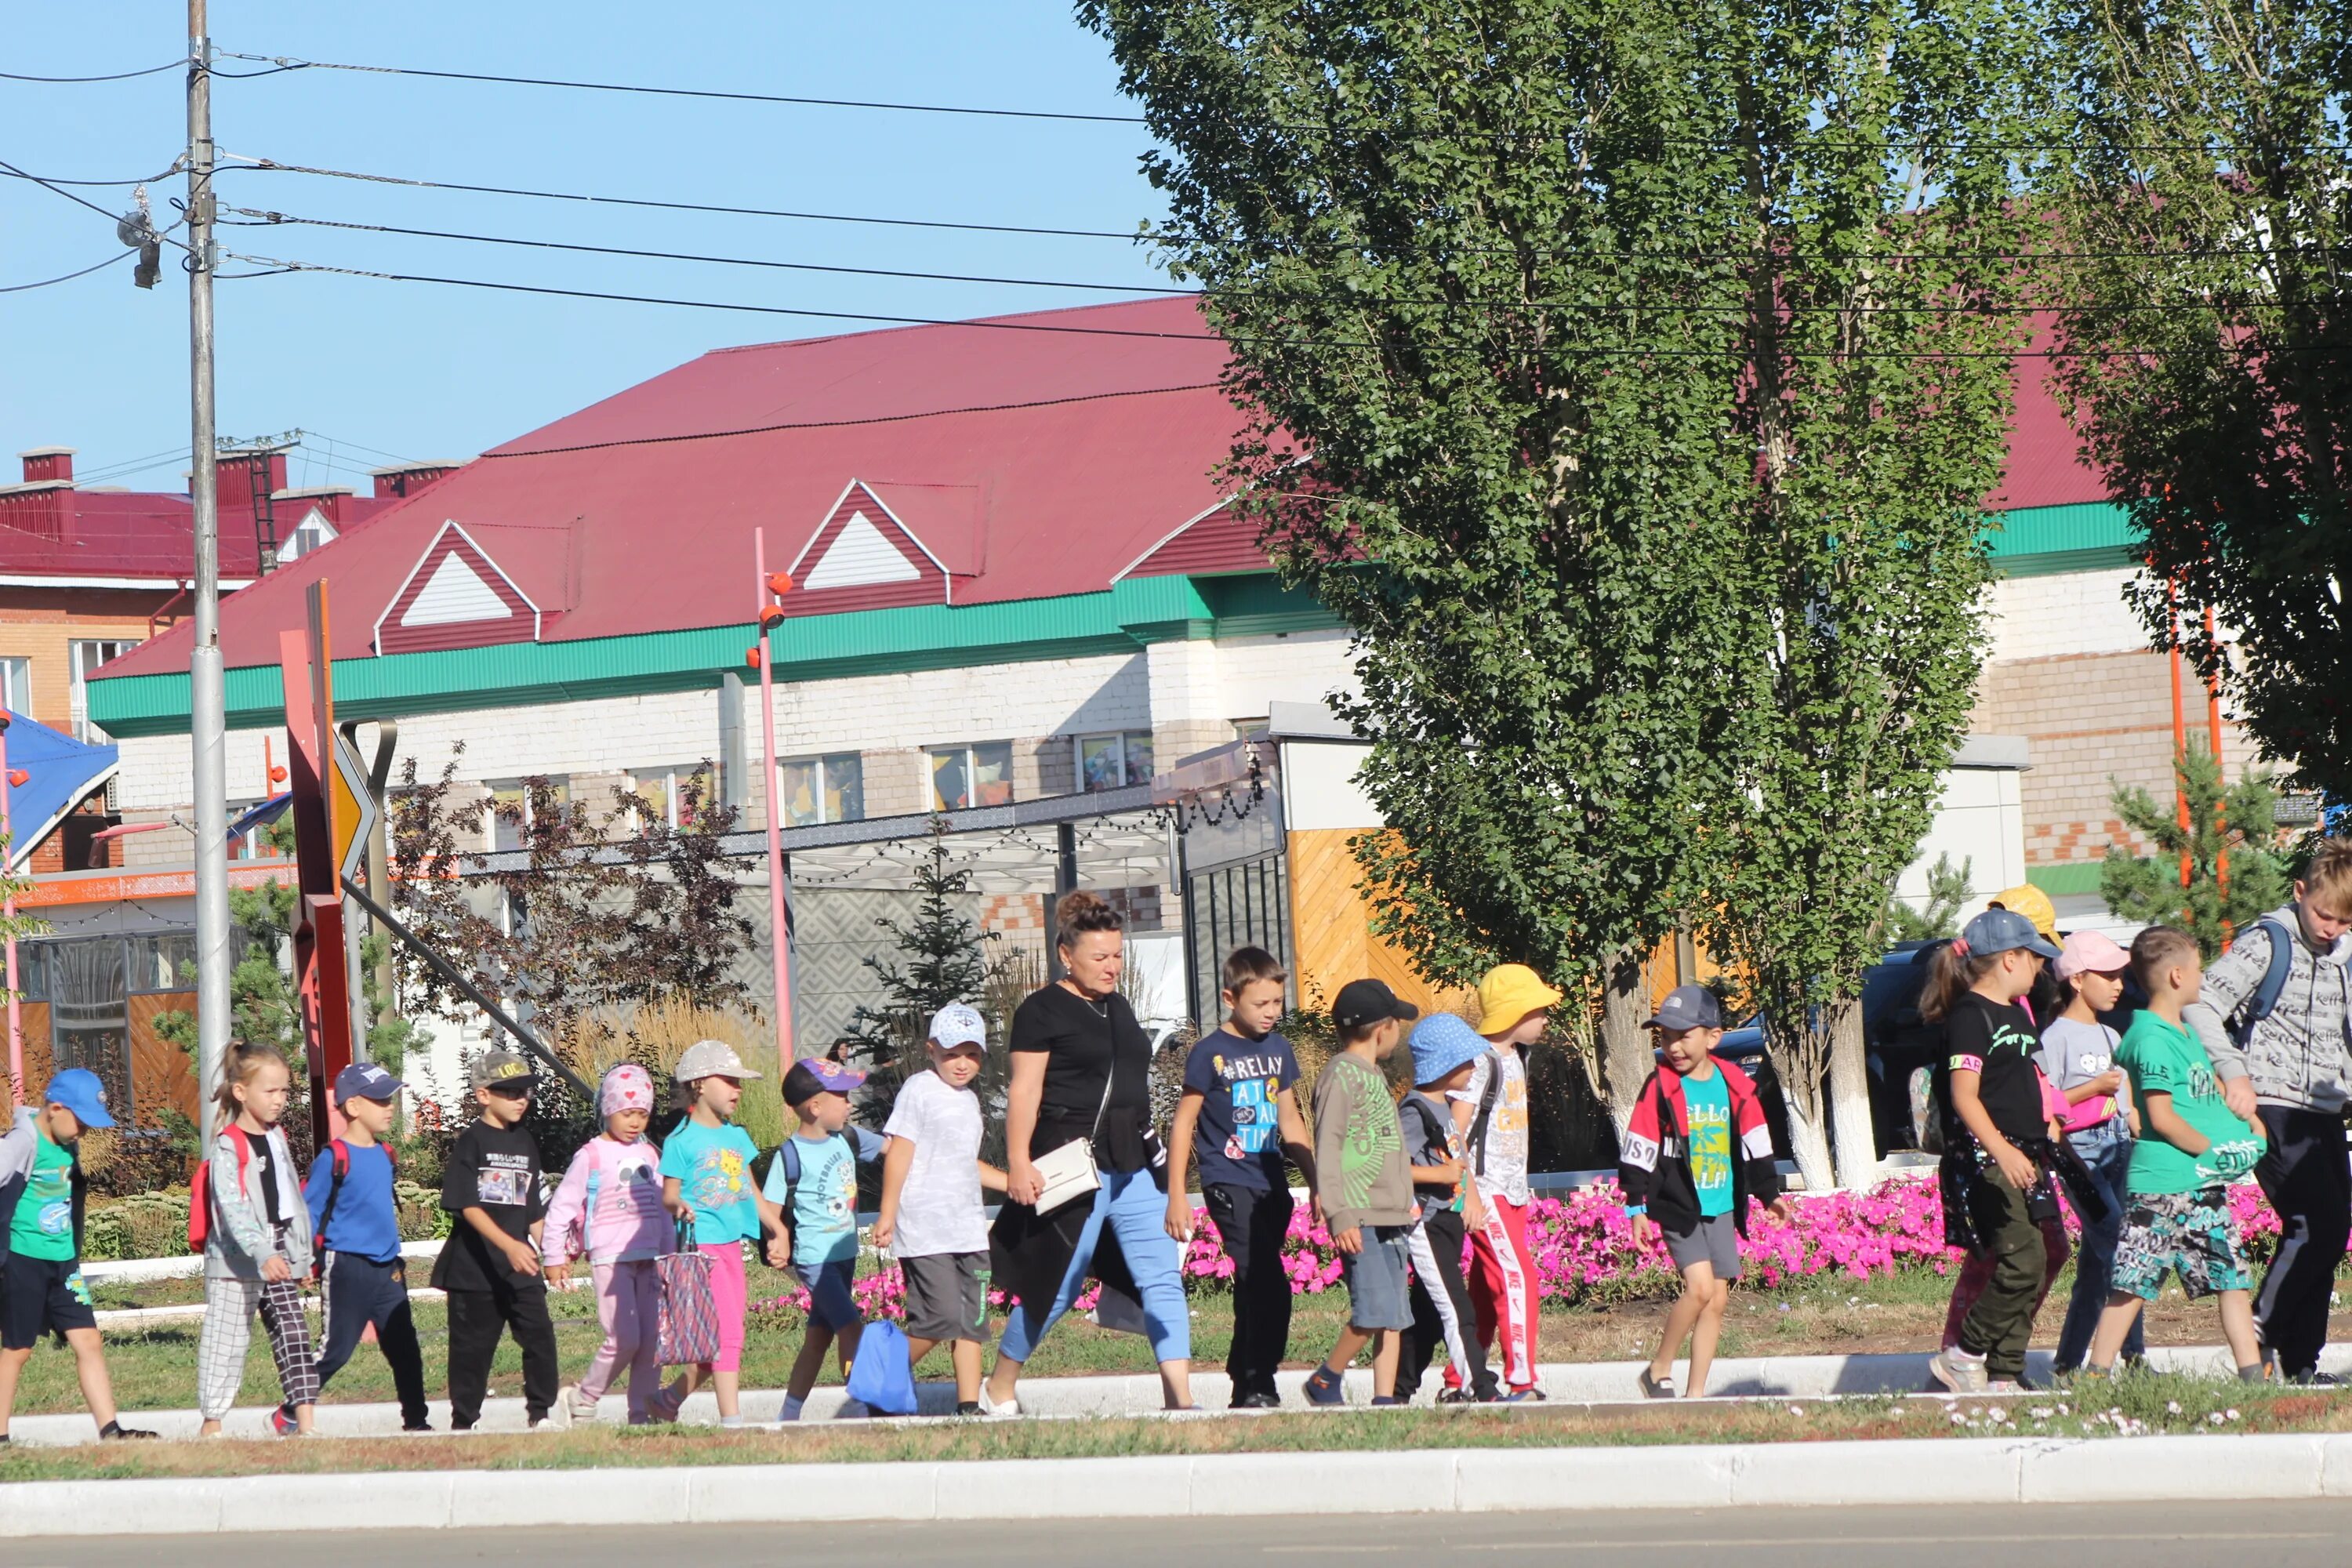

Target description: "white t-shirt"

left=1450, top=1046, right=1531, bottom=1206
left=881, top=1068, right=989, bottom=1258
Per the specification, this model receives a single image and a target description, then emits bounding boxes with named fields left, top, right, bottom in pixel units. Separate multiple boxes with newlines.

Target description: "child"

left=1163, top=946, right=1317, bottom=1409
left=2038, top=931, right=2146, bottom=1376
left=1303, top=978, right=1421, bottom=1407
left=0, top=1069, right=157, bottom=1443
left=2086, top=925, right=2267, bottom=1380
left=544, top=1063, right=674, bottom=1425
left=1397, top=1013, right=1498, bottom=1404
left=759, top=1053, right=884, bottom=1421
left=657, top=1039, right=787, bottom=1427
left=1620, top=985, right=1791, bottom=1399
left=2181, top=837, right=2352, bottom=1383
left=297, top=1062, right=427, bottom=1433
left=873, top=1003, right=1008, bottom=1416
left=198, top=1042, right=320, bottom=1437
left=433, top=1048, right=561, bottom=1430
left=1454, top=962, right=1561, bottom=1400
left=1926, top=907, right=2068, bottom=1395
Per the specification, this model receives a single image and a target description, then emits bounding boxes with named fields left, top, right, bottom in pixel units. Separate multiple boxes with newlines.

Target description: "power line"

left=0, top=60, right=186, bottom=83
left=0, top=158, right=183, bottom=188
left=0, top=250, right=130, bottom=293
left=213, top=53, right=1147, bottom=124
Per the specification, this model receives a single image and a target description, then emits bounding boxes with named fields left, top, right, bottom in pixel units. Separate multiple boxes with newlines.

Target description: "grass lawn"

left=0, top=1374, right=2345, bottom=1483
left=31, top=1257, right=2350, bottom=1421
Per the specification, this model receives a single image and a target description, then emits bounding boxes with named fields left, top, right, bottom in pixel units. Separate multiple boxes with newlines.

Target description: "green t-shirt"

left=2118, top=1010, right=2260, bottom=1196
left=9, top=1127, right=78, bottom=1261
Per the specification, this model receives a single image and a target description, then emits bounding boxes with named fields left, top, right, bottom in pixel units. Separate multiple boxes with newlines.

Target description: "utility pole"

left=187, top=2, right=231, bottom=1145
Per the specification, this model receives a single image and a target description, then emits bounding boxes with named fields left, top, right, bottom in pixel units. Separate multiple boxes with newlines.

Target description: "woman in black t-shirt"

left=985, top=891, right=1193, bottom=1413
left=1922, top=907, right=2067, bottom=1396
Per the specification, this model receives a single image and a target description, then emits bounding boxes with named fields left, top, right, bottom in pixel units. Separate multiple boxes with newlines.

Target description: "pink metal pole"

left=2, top=723, right=19, bottom=1109
left=753, top=528, right=797, bottom=1076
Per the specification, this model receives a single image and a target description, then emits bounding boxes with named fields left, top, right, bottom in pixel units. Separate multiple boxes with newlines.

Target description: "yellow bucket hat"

left=1477, top=963, right=1563, bottom=1039
left=1987, top=883, right=2057, bottom=940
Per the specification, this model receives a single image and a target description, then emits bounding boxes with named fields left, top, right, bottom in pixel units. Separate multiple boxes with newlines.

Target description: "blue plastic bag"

left=844, top=1319, right=918, bottom=1415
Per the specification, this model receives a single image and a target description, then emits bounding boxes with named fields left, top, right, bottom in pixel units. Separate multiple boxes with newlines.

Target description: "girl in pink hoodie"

left=544, top=1064, right=674, bottom=1424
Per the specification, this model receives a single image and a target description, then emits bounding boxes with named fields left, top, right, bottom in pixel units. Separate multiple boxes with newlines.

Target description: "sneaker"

left=955, top=1400, right=982, bottom=1417
left=560, top=1384, right=597, bottom=1424
left=1929, top=1348, right=1990, bottom=1395
left=1370, top=1395, right=1407, bottom=1406
left=96, top=1421, right=157, bottom=1442
left=401, top=1422, right=434, bottom=1433
left=2287, top=1369, right=2342, bottom=1388
left=1497, top=1385, right=1546, bottom=1403
left=1229, top=1390, right=1281, bottom=1410
left=1302, top=1367, right=1345, bottom=1407
left=839, top=1399, right=870, bottom=1419
left=646, top=1382, right=687, bottom=1424
left=779, top=1395, right=806, bottom=1424
left=1986, top=1379, right=2024, bottom=1393
left=1435, top=1388, right=1474, bottom=1406
left=978, top=1388, right=1020, bottom=1419
left=1636, top=1367, right=1676, bottom=1400
left=270, top=1404, right=299, bottom=1438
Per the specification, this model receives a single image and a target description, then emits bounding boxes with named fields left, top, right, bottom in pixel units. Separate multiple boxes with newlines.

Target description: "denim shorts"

left=799, top=1258, right=861, bottom=1330
left=1339, top=1224, right=1414, bottom=1331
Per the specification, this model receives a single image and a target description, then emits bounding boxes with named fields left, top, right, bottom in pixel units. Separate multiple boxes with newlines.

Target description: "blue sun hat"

left=1409, top=1012, right=1489, bottom=1089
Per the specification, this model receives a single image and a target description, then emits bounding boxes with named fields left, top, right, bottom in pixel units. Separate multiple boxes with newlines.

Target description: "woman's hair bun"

left=1055, top=888, right=1123, bottom=947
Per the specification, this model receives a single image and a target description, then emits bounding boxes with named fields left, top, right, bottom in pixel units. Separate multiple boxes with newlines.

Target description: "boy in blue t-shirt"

left=1165, top=946, right=1316, bottom=1408
left=295, top=1062, right=428, bottom=1432
left=760, top=1055, right=884, bottom=1420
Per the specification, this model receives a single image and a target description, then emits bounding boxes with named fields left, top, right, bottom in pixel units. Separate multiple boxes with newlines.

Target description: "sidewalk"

left=9, top=1343, right=2344, bottom=1446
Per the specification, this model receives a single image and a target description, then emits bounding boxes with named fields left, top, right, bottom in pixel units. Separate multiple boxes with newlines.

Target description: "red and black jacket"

left=1617, top=1058, right=1782, bottom=1236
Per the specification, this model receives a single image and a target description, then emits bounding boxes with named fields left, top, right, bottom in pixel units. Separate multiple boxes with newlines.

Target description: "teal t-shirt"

left=2118, top=1011, right=2261, bottom=1196
left=759, top=1129, right=880, bottom=1268
left=657, top=1118, right=763, bottom=1244
left=1682, top=1069, right=1734, bottom=1218
left=9, top=1127, right=76, bottom=1261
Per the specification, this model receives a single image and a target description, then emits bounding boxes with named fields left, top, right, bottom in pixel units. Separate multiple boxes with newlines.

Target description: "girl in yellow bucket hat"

left=1455, top=963, right=1562, bottom=1399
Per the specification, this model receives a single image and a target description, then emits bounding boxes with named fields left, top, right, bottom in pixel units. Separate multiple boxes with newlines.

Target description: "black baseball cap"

left=1331, top=978, right=1420, bottom=1033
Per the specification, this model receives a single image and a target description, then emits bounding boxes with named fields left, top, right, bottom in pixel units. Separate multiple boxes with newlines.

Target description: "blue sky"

left=1, top=2, right=1174, bottom=492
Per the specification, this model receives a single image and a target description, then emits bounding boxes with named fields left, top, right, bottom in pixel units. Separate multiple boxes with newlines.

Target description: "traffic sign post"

left=281, top=583, right=355, bottom=1149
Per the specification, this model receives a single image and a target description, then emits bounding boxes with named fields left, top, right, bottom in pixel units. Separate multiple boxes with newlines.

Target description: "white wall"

left=1890, top=765, right=2027, bottom=917
left=1983, top=568, right=2148, bottom=662
left=768, top=651, right=1151, bottom=753
left=1212, top=630, right=1359, bottom=718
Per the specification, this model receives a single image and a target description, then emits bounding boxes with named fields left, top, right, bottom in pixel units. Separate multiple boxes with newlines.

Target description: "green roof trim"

left=2026, top=861, right=2108, bottom=897
left=1987, top=502, right=2139, bottom=578
left=88, top=572, right=1343, bottom=737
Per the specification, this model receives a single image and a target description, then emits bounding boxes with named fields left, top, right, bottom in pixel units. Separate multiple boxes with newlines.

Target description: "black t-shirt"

left=432, top=1118, right=546, bottom=1293
left=1010, top=983, right=1152, bottom=1173
left=247, top=1134, right=284, bottom=1226
left=1945, top=991, right=2048, bottom=1145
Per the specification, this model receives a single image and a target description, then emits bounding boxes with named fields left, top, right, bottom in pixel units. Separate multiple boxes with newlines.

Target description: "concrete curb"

left=5, top=1432, right=2351, bottom=1536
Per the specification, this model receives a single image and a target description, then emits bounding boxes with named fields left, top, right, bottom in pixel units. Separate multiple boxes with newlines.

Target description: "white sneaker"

left=978, top=1389, right=1021, bottom=1419
left=560, top=1385, right=597, bottom=1424
left=1929, top=1348, right=1990, bottom=1395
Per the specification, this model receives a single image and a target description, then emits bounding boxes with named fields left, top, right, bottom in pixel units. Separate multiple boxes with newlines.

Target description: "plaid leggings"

left=198, top=1224, right=320, bottom=1419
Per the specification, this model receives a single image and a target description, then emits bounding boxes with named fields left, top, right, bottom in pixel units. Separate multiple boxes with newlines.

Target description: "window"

left=224, top=800, right=281, bottom=862
left=0, top=657, right=29, bottom=717
left=1075, top=731, right=1155, bottom=793
left=928, top=742, right=1013, bottom=811
left=69, top=639, right=137, bottom=742
left=485, top=777, right=568, bottom=851
left=628, top=763, right=716, bottom=829
left=779, top=753, right=865, bottom=827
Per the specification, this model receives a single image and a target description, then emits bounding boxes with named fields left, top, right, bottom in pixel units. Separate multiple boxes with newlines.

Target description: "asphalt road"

left=5, top=1502, right=2350, bottom=1567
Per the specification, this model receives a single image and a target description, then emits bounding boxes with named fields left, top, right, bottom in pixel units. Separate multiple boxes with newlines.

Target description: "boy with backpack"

left=760, top=1054, right=885, bottom=1421
left=1454, top=963, right=1560, bottom=1400
left=0, top=1069, right=158, bottom=1443
left=1397, top=1013, right=1499, bottom=1403
left=2182, top=837, right=2352, bottom=1383
left=295, top=1062, right=428, bottom=1432
left=1619, top=985, right=1791, bottom=1399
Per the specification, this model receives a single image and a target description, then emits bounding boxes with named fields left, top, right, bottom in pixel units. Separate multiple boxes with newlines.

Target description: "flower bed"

left=745, top=1174, right=2289, bottom=1322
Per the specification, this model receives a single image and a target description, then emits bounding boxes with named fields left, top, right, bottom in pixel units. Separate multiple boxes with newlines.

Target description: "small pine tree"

left=1884, top=853, right=1973, bottom=944
left=2101, top=742, right=2290, bottom=959
left=843, top=818, right=1000, bottom=1127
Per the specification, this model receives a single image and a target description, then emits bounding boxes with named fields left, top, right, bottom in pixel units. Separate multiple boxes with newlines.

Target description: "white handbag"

left=1030, top=1062, right=1115, bottom=1217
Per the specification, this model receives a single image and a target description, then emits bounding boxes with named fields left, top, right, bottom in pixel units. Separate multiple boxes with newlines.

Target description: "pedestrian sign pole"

left=281, top=582, right=356, bottom=1149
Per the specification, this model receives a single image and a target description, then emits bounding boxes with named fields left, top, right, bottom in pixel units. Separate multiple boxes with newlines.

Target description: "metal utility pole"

left=187, top=3, right=231, bottom=1145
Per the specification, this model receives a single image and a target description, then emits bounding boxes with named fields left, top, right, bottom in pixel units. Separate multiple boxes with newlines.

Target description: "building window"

left=0, top=657, right=30, bottom=717
left=69, top=640, right=137, bottom=742
left=223, top=800, right=282, bottom=862
left=628, top=763, right=717, bottom=829
left=1076, top=731, right=1155, bottom=793
left=485, top=777, right=568, bottom=852
left=927, top=742, right=1013, bottom=811
left=779, top=753, right=865, bottom=827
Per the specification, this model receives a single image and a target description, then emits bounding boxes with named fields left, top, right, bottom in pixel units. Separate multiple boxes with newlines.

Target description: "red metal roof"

left=97, top=295, right=2113, bottom=682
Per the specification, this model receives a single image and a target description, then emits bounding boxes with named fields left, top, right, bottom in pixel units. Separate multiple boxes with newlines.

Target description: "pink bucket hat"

left=599, top=1062, right=655, bottom=1117
left=2055, top=929, right=2131, bottom=981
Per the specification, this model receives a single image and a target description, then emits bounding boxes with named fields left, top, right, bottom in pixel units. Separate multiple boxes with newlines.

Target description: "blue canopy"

left=2, top=710, right=118, bottom=873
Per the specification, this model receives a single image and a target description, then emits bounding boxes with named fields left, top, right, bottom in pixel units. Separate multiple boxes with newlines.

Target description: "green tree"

left=1885, top=853, right=1974, bottom=945
left=841, top=819, right=1002, bottom=1131
left=2046, top=1, right=2352, bottom=805
left=2101, top=742, right=2290, bottom=958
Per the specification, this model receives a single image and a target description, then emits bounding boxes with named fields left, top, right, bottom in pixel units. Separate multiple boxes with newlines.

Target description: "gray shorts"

left=1339, top=1224, right=1415, bottom=1331
left=900, top=1251, right=989, bottom=1342
left=1663, top=1212, right=1743, bottom=1280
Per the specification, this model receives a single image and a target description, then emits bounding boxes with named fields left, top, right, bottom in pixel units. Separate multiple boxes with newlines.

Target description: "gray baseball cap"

left=1643, top=984, right=1725, bottom=1033
left=1960, top=906, right=2062, bottom=962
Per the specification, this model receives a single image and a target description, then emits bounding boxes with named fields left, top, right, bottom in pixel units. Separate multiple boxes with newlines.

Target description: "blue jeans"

left=997, top=1167, right=1191, bottom=1364
left=2055, top=1123, right=2145, bottom=1371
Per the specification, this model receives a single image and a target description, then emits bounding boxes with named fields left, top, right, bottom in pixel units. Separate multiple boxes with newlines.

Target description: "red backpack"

left=311, top=1137, right=397, bottom=1278
left=186, top=1126, right=253, bottom=1254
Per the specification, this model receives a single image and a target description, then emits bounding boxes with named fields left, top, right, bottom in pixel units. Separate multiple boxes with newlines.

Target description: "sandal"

left=1636, top=1367, right=1676, bottom=1400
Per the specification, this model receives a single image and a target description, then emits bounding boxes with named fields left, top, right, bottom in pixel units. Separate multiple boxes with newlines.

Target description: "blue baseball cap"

left=1644, top=984, right=1725, bottom=1033
left=335, top=1062, right=405, bottom=1104
left=1960, top=906, right=2062, bottom=963
left=1408, top=1013, right=1488, bottom=1089
left=42, top=1068, right=114, bottom=1130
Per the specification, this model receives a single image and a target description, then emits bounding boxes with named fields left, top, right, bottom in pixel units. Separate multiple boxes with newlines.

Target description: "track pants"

left=579, top=1258, right=664, bottom=1420
left=1402, top=1207, right=1496, bottom=1399
left=2253, top=1105, right=2352, bottom=1379
left=198, top=1225, right=318, bottom=1420
left=1203, top=1182, right=1293, bottom=1402
left=310, top=1252, right=427, bottom=1428
left=445, top=1280, right=560, bottom=1428
left=1467, top=1187, right=1537, bottom=1389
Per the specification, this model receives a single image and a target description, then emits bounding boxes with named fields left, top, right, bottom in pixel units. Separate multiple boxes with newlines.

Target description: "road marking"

left=1267, top=1532, right=2331, bottom=1556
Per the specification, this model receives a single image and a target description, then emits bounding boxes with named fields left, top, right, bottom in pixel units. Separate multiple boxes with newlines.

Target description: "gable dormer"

left=373, top=521, right=541, bottom=655
left=783, top=480, right=952, bottom=614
